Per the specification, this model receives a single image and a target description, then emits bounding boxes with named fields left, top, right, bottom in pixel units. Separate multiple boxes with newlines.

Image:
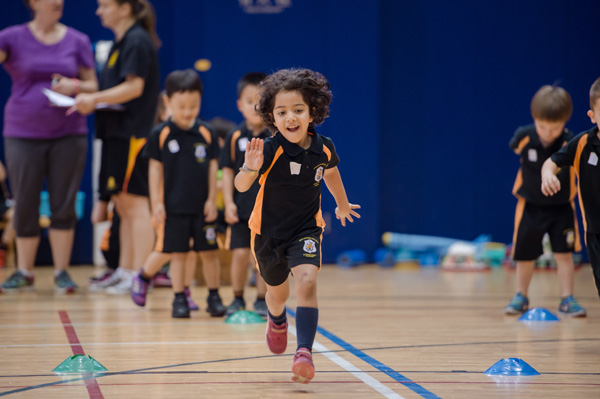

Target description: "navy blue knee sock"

left=295, top=307, right=319, bottom=352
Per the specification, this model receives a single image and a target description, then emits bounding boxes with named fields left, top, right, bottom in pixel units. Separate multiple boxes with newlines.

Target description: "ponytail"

left=118, top=0, right=161, bottom=48
left=136, top=0, right=161, bottom=48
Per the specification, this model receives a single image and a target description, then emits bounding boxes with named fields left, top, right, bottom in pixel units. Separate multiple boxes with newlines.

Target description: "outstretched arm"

left=235, top=138, right=263, bottom=192
left=541, top=158, right=561, bottom=196
left=323, top=166, right=361, bottom=227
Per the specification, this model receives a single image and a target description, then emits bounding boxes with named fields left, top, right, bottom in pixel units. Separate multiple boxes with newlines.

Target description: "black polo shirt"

left=95, top=23, right=160, bottom=140
left=552, top=126, right=600, bottom=234
left=509, top=124, right=575, bottom=205
left=248, top=128, right=340, bottom=239
left=144, top=119, right=219, bottom=215
left=219, top=122, right=272, bottom=221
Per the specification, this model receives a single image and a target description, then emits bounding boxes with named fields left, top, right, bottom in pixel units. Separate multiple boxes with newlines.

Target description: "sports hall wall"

left=0, top=0, right=598, bottom=264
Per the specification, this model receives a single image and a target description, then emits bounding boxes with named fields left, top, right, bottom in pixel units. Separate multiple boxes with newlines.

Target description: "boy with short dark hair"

left=542, top=77, right=600, bottom=300
left=220, top=72, right=271, bottom=318
left=505, top=84, right=586, bottom=317
left=130, top=69, right=226, bottom=318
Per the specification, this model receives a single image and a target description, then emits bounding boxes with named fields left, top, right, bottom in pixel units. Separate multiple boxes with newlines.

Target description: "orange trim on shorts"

left=122, top=136, right=147, bottom=194
left=249, top=146, right=284, bottom=234
left=511, top=197, right=526, bottom=257
left=571, top=200, right=582, bottom=252
left=250, top=230, right=259, bottom=272
left=512, top=168, right=523, bottom=197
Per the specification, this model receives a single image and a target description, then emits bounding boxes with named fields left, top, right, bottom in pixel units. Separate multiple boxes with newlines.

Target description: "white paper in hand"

left=41, top=88, right=124, bottom=111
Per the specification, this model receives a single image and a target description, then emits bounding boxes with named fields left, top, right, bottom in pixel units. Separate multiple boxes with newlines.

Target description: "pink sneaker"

left=266, top=315, right=288, bottom=354
left=291, top=348, right=315, bottom=384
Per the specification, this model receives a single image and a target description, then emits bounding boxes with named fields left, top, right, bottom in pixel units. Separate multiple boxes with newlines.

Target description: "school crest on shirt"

left=314, top=166, right=324, bottom=183
left=238, top=137, right=249, bottom=152
left=195, top=144, right=207, bottom=162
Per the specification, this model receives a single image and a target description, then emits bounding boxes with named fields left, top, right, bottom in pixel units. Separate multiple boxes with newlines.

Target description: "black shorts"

left=99, top=136, right=149, bottom=199
left=155, top=213, right=218, bottom=253
left=251, top=227, right=322, bottom=286
left=225, top=222, right=251, bottom=250
left=513, top=201, right=579, bottom=261
left=585, top=232, right=600, bottom=297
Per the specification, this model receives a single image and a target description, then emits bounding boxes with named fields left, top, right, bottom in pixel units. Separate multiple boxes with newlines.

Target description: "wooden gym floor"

left=0, top=264, right=599, bottom=398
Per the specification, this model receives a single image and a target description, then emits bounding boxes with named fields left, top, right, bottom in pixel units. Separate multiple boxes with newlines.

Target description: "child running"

left=235, top=68, right=360, bottom=383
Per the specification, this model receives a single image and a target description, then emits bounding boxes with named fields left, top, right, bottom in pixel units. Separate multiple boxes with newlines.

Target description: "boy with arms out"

left=130, top=69, right=226, bottom=318
left=220, top=72, right=271, bottom=317
left=505, top=85, right=586, bottom=317
left=542, top=77, right=600, bottom=300
left=235, top=68, right=360, bottom=383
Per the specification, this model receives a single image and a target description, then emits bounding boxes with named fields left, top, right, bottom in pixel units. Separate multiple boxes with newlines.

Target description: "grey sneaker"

left=253, top=298, right=268, bottom=319
left=88, top=267, right=125, bottom=292
left=1, top=270, right=34, bottom=291
left=54, top=270, right=77, bottom=294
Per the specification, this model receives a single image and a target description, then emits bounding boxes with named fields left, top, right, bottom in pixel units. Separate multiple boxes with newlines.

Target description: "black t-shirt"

left=248, top=129, right=340, bottom=239
left=219, top=122, right=272, bottom=221
left=95, top=24, right=160, bottom=140
left=552, top=126, right=600, bottom=233
left=509, top=124, right=574, bottom=205
left=144, top=119, right=219, bottom=215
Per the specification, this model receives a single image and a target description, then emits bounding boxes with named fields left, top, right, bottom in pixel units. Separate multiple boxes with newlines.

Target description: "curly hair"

left=257, top=68, right=332, bottom=133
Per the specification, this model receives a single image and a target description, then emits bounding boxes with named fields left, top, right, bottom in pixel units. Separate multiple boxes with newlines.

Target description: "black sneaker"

left=225, top=297, right=246, bottom=317
left=253, top=298, right=268, bottom=319
left=207, top=294, right=226, bottom=317
left=172, top=295, right=190, bottom=318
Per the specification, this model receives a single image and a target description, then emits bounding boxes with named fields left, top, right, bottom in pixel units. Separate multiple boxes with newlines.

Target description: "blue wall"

left=0, top=0, right=598, bottom=264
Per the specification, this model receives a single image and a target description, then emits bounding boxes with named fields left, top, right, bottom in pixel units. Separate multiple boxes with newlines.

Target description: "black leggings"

left=4, top=135, right=87, bottom=237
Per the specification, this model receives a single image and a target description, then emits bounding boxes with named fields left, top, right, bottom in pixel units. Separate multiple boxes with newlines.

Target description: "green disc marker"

left=225, top=310, right=266, bottom=324
left=52, top=354, right=108, bottom=374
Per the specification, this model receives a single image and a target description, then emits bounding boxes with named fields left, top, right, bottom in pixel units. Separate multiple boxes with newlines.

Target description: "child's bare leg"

left=255, top=261, right=267, bottom=297
left=184, top=250, right=197, bottom=287
left=170, top=252, right=187, bottom=293
left=231, top=248, right=250, bottom=294
left=141, top=251, right=172, bottom=278
left=199, top=250, right=220, bottom=288
left=516, top=260, right=535, bottom=296
left=266, top=278, right=290, bottom=316
left=554, top=252, right=574, bottom=297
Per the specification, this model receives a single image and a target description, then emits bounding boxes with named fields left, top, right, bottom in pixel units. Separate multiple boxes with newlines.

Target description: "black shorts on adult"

left=513, top=202, right=576, bottom=261
left=156, top=213, right=218, bottom=253
left=99, top=136, right=149, bottom=198
left=226, top=222, right=252, bottom=250
left=251, top=227, right=322, bottom=286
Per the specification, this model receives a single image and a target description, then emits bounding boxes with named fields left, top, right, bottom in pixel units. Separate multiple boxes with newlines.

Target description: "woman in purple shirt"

left=0, top=0, right=98, bottom=293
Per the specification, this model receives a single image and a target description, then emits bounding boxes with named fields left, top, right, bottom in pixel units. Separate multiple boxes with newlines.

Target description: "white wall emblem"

left=239, top=0, right=292, bottom=14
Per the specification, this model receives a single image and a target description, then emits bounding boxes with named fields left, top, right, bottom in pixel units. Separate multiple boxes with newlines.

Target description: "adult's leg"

left=113, top=192, right=154, bottom=271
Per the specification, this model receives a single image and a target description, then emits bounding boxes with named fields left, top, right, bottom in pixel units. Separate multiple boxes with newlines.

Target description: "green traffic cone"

left=225, top=310, right=266, bottom=324
left=52, top=354, right=108, bottom=374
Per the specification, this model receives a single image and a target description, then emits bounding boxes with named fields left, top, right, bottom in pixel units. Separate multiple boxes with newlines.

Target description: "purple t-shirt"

left=0, top=24, right=94, bottom=139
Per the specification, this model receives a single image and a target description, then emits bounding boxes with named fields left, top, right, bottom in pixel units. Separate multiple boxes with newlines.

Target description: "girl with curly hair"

left=235, top=68, right=361, bottom=384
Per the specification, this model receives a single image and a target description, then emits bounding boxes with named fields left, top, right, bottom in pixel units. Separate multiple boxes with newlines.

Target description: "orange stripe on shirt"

left=573, top=135, right=589, bottom=234
left=249, top=146, right=284, bottom=234
left=322, top=144, right=331, bottom=162
left=199, top=125, right=212, bottom=144
left=158, top=125, right=171, bottom=150
left=230, top=130, right=241, bottom=163
left=514, top=135, right=530, bottom=155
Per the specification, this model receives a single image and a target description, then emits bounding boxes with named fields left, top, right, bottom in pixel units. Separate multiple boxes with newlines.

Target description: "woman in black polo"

left=74, top=0, right=160, bottom=293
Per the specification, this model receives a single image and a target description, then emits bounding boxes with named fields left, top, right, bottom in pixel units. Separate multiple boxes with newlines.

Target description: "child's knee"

left=294, top=270, right=317, bottom=297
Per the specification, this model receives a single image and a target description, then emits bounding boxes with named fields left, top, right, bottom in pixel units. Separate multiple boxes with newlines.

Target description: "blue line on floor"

left=287, top=307, right=443, bottom=399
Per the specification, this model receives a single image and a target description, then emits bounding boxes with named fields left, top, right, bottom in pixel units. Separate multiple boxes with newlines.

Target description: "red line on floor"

left=58, top=310, right=104, bottom=399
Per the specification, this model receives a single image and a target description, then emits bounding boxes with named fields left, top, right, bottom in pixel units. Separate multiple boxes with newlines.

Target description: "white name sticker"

left=290, top=162, right=301, bottom=175
left=588, top=152, right=598, bottom=166
left=528, top=148, right=537, bottom=162
left=238, top=137, right=249, bottom=152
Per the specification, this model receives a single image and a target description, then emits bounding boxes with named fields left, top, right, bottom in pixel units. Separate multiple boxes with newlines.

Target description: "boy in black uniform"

left=130, top=69, right=226, bottom=318
left=505, top=85, right=586, bottom=317
left=543, top=77, right=600, bottom=300
left=235, top=68, right=361, bottom=384
left=220, top=72, right=270, bottom=318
